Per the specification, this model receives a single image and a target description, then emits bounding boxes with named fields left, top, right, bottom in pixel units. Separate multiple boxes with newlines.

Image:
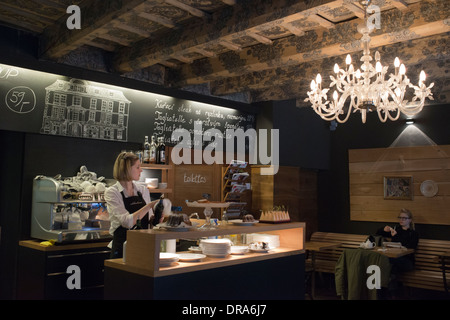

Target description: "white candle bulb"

left=394, top=57, right=400, bottom=68
left=376, top=61, right=382, bottom=73
left=310, top=80, right=316, bottom=90
left=334, top=63, right=339, bottom=74
left=346, top=54, right=352, bottom=65
left=375, top=51, right=380, bottom=61
left=419, top=70, right=426, bottom=83
left=316, top=73, right=322, bottom=84
left=399, top=64, right=406, bottom=75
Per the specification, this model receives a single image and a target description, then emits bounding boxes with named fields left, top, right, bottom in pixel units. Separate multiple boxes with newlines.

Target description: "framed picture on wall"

left=384, top=176, right=413, bottom=200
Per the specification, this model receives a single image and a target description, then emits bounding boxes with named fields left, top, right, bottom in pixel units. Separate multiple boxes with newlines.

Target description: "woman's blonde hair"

left=400, top=208, right=415, bottom=230
left=113, top=152, right=139, bottom=181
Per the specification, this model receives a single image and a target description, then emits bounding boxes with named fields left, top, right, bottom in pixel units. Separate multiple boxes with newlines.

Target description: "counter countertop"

left=19, top=239, right=110, bottom=252
left=133, top=220, right=305, bottom=240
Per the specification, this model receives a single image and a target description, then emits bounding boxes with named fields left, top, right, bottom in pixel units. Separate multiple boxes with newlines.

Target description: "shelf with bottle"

left=141, top=144, right=174, bottom=196
left=143, top=135, right=163, bottom=165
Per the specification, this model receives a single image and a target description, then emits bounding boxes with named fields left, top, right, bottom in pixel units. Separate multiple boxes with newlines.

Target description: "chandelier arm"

left=335, top=92, right=355, bottom=123
left=377, top=106, right=401, bottom=122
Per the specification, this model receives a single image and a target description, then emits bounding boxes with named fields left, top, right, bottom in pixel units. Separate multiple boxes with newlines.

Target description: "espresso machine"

left=31, top=175, right=112, bottom=243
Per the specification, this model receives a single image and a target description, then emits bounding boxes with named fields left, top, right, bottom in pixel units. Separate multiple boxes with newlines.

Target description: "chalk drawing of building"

left=41, top=78, right=131, bottom=141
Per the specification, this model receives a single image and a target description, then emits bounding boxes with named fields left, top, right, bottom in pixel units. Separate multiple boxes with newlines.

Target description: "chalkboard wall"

left=0, top=63, right=255, bottom=147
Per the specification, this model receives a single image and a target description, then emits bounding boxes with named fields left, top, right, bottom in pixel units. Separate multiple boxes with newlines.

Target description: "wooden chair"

left=439, top=251, right=450, bottom=294
left=308, top=232, right=369, bottom=273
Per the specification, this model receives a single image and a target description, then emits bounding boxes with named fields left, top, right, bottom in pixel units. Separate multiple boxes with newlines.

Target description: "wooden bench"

left=396, top=239, right=450, bottom=292
left=308, top=232, right=450, bottom=292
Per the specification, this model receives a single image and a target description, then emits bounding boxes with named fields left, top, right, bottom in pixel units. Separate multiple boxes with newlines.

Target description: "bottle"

left=158, top=137, right=166, bottom=164
left=149, top=135, right=157, bottom=164
left=155, top=136, right=161, bottom=164
left=221, top=211, right=228, bottom=226
left=143, top=136, right=150, bottom=163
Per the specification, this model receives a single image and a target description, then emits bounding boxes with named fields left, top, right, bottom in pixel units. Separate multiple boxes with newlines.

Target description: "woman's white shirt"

left=104, top=181, right=153, bottom=235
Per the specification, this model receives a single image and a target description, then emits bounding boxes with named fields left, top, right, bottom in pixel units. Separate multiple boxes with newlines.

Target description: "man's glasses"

left=398, top=216, right=410, bottom=220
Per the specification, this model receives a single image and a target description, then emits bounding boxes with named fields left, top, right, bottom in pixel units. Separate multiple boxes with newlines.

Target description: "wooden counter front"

left=18, top=239, right=111, bottom=299
left=105, top=221, right=305, bottom=278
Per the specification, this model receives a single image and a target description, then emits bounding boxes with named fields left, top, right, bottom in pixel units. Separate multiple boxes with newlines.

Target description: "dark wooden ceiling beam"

left=113, top=0, right=337, bottom=73
left=39, top=0, right=149, bottom=59
left=0, top=1, right=58, bottom=33
left=164, top=0, right=210, bottom=19
left=169, top=0, right=450, bottom=87
left=0, top=0, right=66, bottom=21
left=138, top=11, right=180, bottom=29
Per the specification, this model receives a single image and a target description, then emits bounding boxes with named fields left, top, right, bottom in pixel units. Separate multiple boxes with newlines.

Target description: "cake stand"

left=185, top=201, right=231, bottom=230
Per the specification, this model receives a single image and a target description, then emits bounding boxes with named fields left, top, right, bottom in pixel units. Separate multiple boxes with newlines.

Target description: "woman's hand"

left=384, top=225, right=397, bottom=236
left=132, top=200, right=159, bottom=224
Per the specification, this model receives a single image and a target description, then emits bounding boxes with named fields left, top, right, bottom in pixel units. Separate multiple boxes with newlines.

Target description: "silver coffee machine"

left=31, top=175, right=112, bottom=243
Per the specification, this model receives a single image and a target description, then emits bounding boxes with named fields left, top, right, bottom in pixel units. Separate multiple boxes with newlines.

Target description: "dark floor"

left=305, top=272, right=450, bottom=300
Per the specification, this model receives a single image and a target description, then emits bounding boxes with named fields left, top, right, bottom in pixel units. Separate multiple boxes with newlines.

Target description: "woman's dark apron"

left=110, top=191, right=148, bottom=259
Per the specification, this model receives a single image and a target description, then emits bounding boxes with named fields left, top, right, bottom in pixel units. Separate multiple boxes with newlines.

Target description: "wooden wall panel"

left=252, top=166, right=318, bottom=239
left=349, top=145, right=450, bottom=225
left=173, top=164, right=222, bottom=217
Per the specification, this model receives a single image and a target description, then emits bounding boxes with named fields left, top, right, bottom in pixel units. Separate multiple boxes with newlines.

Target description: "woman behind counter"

left=105, top=152, right=161, bottom=258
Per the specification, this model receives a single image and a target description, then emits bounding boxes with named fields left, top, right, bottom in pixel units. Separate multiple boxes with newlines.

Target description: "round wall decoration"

left=420, top=180, right=438, bottom=197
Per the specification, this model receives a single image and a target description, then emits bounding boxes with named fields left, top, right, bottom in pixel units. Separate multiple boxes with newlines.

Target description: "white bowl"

left=146, top=178, right=158, bottom=189
left=158, top=182, right=167, bottom=189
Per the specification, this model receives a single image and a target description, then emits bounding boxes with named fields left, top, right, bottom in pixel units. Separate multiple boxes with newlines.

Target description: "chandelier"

left=305, top=0, right=434, bottom=123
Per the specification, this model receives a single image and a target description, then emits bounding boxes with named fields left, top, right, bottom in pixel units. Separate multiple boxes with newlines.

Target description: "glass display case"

left=107, top=220, right=305, bottom=277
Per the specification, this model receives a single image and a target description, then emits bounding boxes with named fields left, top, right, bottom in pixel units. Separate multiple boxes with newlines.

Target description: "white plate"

left=186, top=201, right=232, bottom=208
left=203, top=252, right=230, bottom=258
left=201, top=239, right=231, bottom=245
left=178, top=253, right=206, bottom=262
left=230, top=246, right=249, bottom=254
left=160, top=252, right=178, bottom=259
left=229, top=219, right=259, bottom=226
left=189, top=246, right=202, bottom=253
left=159, top=253, right=179, bottom=266
left=157, top=222, right=198, bottom=232
left=420, top=180, right=438, bottom=197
